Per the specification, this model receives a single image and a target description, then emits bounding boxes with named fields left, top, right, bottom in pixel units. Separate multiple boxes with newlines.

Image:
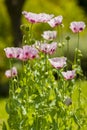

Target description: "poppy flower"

left=41, top=30, right=57, bottom=40
left=70, top=21, right=86, bottom=33
left=5, top=67, right=17, bottom=78
left=21, top=45, right=38, bottom=60
left=49, top=57, right=67, bottom=69
left=4, top=47, right=23, bottom=59
left=22, top=11, right=54, bottom=23
left=62, top=70, right=76, bottom=80
left=48, top=15, right=63, bottom=28
left=40, top=42, right=57, bottom=55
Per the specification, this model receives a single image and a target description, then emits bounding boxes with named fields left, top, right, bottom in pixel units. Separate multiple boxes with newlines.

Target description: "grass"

left=0, top=98, right=8, bottom=130
left=73, top=80, right=87, bottom=130
left=0, top=80, right=87, bottom=130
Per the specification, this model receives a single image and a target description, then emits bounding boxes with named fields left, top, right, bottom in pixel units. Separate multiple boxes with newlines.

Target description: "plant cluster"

left=3, top=11, right=87, bottom=130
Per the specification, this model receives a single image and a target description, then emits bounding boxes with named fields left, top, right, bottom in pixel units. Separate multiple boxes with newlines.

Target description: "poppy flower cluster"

left=4, top=45, right=38, bottom=61
left=22, top=11, right=63, bottom=28
left=4, top=11, right=86, bottom=80
left=4, top=42, right=57, bottom=78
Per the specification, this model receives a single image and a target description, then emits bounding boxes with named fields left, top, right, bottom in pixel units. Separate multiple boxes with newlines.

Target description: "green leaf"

left=27, top=107, right=35, bottom=126
left=2, top=122, right=7, bottom=130
left=5, top=103, right=10, bottom=114
left=15, top=87, right=21, bottom=93
left=45, top=114, right=52, bottom=123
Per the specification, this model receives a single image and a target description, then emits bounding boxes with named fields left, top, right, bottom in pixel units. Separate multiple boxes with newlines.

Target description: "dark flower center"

left=79, top=27, right=83, bottom=31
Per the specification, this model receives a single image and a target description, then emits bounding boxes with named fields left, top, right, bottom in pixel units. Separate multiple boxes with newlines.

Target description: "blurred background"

left=0, top=0, right=87, bottom=97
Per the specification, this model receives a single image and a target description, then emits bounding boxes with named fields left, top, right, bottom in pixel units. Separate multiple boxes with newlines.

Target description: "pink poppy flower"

left=13, top=48, right=23, bottom=59
left=49, top=57, right=67, bottom=69
left=21, top=45, right=38, bottom=60
left=41, top=30, right=57, bottom=40
left=4, top=47, right=15, bottom=58
left=70, top=21, right=86, bottom=33
left=22, top=11, right=54, bottom=23
left=62, top=70, right=76, bottom=80
left=38, top=13, right=54, bottom=23
left=5, top=67, right=17, bottom=78
left=40, top=42, right=57, bottom=55
left=48, top=15, right=63, bottom=28
left=27, top=46, right=38, bottom=59
left=4, top=47, right=23, bottom=59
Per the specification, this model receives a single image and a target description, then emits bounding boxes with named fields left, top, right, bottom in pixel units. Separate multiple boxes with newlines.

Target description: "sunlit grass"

left=72, top=80, right=87, bottom=130
left=0, top=98, right=8, bottom=130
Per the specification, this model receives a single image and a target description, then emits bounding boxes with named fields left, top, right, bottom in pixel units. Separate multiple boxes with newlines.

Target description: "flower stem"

left=57, top=25, right=61, bottom=42
left=77, top=32, right=80, bottom=49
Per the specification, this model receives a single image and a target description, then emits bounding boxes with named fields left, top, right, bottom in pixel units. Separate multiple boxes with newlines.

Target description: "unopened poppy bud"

left=77, top=59, right=80, bottom=63
left=20, top=24, right=29, bottom=31
left=78, top=49, right=81, bottom=54
left=75, top=48, right=78, bottom=52
left=61, top=23, right=64, bottom=28
left=62, top=42, right=65, bottom=46
left=58, top=43, right=62, bottom=48
left=78, top=53, right=83, bottom=57
left=72, top=64, right=77, bottom=69
left=24, top=40, right=27, bottom=44
left=30, top=39, right=35, bottom=45
left=25, top=26, right=30, bottom=31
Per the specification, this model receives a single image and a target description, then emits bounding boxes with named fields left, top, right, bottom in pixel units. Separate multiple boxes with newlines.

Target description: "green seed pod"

left=65, top=36, right=70, bottom=40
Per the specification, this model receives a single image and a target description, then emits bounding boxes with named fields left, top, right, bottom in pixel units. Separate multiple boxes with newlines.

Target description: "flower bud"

left=72, top=64, right=77, bottom=69
left=77, top=49, right=81, bottom=54
left=20, top=24, right=29, bottom=31
left=78, top=53, right=83, bottom=57
left=77, top=59, right=80, bottom=63
left=62, top=42, right=65, bottom=46
left=75, top=48, right=78, bottom=52
left=58, top=43, right=62, bottom=48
